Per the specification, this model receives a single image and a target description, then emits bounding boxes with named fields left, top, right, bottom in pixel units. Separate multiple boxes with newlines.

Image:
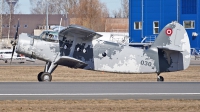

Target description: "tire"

left=37, top=72, right=44, bottom=82
left=40, top=72, right=52, bottom=82
left=160, top=76, right=164, bottom=81
left=157, top=76, right=164, bottom=82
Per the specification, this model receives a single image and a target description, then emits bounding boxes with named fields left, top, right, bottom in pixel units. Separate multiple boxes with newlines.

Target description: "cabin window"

left=83, top=49, right=87, bottom=53
left=153, top=21, right=159, bottom=34
left=76, top=47, right=82, bottom=52
left=183, top=21, right=195, bottom=29
left=102, top=52, right=107, bottom=57
left=134, top=21, right=142, bottom=30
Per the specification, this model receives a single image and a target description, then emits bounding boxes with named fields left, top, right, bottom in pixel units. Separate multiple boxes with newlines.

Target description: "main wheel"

left=40, top=72, right=52, bottom=82
left=157, top=76, right=164, bottom=82
left=37, top=72, right=44, bottom=81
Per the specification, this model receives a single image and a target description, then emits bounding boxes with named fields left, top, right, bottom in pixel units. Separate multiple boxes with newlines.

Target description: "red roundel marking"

left=165, top=28, right=173, bottom=36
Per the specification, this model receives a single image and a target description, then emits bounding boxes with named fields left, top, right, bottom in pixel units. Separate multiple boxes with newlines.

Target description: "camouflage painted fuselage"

left=16, top=33, right=59, bottom=62
left=59, top=22, right=190, bottom=73
left=65, top=39, right=158, bottom=73
left=16, top=22, right=190, bottom=74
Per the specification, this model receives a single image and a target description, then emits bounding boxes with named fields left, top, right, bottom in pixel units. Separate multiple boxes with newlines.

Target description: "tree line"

left=29, top=0, right=129, bottom=31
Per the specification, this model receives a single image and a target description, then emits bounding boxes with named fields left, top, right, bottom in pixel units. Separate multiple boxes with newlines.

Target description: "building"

left=1, top=14, right=128, bottom=38
left=129, top=0, right=200, bottom=51
left=104, top=18, right=128, bottom=32
left=0, top=14, right=129, bottom=48
left=0, top=14, right=68, bottom=48
left=70, top=18, right=129, bottom=32
left=1, top=14, right=68, bottom=38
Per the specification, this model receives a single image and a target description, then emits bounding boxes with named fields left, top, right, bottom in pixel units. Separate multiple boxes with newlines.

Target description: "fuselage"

left=16, top=32, right=159, bottom=73
left=16, top=24, right=189, bottom=74
left=59, top=35, right=159, bottom=73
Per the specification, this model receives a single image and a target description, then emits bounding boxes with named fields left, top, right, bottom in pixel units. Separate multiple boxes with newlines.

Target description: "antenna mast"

left=0, top=0, right=3, bottom=42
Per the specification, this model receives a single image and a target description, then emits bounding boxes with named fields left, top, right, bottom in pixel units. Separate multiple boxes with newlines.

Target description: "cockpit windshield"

left=40, top=31, right=59, bottom=42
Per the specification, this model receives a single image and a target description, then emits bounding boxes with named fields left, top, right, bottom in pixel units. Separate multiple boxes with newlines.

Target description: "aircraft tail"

left=150, top=21, right=191, bottom=72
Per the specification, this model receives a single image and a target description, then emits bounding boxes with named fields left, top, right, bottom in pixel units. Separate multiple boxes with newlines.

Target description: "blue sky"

left=18, top=0, right=121, bottom=14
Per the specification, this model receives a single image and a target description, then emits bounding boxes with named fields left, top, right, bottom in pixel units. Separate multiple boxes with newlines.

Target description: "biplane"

left=11, top=21, right=190, bottom=82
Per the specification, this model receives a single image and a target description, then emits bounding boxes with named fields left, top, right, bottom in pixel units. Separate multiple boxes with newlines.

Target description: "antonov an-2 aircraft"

left=11, top=21, right=190, bottom=82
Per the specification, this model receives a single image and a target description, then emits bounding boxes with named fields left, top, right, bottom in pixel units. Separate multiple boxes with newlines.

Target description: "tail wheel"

left=40, top=72, right=52, bottom=82
left=157, top=76, right=164, bottom=82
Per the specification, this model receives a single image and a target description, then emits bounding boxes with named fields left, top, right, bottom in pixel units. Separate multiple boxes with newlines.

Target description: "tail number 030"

left=141, top=60, right=152, bottom=66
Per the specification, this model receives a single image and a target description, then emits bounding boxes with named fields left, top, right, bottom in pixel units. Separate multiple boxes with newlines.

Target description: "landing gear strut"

left=37, top=62, right=58, bottom=82
left=157, top=73, right=164, bottom=82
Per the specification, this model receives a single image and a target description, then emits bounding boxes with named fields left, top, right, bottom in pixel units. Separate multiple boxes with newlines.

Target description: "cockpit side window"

left=47, top=32, right=58, bottom=42
left=40, top=32, right=47, bottom=40
left=40, top=31, right=58, bottom=43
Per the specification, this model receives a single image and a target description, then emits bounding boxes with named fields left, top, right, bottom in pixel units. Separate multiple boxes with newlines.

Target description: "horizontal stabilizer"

left=59, top=25, right=102, bottom=40
left=157, top=46, right=183, bottom=52
left=55, top=56, right=88, bottom=68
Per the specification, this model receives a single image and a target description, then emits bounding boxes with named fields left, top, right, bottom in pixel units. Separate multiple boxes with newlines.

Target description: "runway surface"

left=0, top=82, right=200, bottom=100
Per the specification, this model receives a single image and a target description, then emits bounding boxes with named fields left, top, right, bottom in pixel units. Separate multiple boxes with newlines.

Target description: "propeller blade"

left=10, top=46, right=15, bottom=64
left=10, top=19, right=19, bottom=64
left=14, top=19, right=19, bottom=40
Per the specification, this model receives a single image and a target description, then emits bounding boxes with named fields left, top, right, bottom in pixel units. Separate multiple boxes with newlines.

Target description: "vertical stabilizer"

left=151, top=22, right=190, bottom=72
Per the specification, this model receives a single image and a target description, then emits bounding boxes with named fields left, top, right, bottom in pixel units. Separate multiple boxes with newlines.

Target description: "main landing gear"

left=37, top=62, right=58, bottom=82
left=157, top=73, right=164, bottom=82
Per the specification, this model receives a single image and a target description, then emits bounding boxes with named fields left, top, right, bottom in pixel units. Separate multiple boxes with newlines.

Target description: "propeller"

left=10, top=19, right=19, bottom=64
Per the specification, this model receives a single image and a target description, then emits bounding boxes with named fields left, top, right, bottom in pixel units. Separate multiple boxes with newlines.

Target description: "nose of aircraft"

left=14, top=33, right=34, bottom=58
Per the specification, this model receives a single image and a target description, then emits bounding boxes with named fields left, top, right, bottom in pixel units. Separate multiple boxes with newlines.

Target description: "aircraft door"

left=59, top=39, right=73, bottom=56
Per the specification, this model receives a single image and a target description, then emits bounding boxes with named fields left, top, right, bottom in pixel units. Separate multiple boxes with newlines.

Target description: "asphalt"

left=0, top=82, right=199, bottom=100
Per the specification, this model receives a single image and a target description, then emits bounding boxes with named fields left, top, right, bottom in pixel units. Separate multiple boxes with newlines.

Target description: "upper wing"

left=58, top=25, right=102, bottom=40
